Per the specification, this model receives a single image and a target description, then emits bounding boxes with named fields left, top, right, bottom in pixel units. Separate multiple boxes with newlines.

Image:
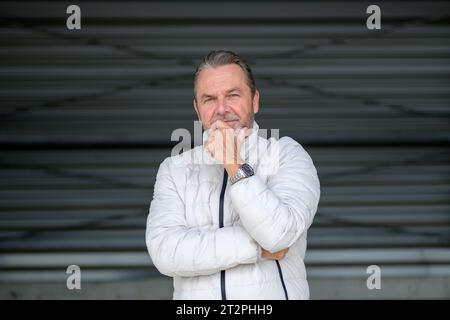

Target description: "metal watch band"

left=230, top=164, right=254, bottom=184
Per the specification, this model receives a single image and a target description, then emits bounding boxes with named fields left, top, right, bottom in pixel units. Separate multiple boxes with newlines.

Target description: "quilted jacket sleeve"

left=146, top=157, right=261, bottom=278
left=229, top=137, right=321, bottom=253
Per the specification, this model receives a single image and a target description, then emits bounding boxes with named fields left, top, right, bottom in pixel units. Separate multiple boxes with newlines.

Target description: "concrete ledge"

left=1, top=276, right=449, bottom=299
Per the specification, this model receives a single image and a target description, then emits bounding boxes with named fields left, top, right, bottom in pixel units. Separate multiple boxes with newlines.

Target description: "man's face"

left=193, top=64, right=259, bottom=130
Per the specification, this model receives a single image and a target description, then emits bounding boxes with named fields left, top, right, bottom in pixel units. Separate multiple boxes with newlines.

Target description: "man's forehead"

left=200, top=86, right=243, bottom=97
left=197, top=65, right=246, bottom=91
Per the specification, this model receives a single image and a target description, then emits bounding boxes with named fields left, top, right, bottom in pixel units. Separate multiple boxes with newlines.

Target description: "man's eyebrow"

left=200, top=93, right=216, bottom=100
left=200, top=88, right=242, bottom=100
left=226, top=87, right=242, bottom=94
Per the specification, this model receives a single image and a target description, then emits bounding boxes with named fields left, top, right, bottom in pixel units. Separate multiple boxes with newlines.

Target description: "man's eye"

left=229, top=94, right=240, bottom=97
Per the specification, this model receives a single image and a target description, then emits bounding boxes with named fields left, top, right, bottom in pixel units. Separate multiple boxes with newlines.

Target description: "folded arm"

left=229, top=137, right=321, bottom=253
left=146, top=158, right=261, bottom=278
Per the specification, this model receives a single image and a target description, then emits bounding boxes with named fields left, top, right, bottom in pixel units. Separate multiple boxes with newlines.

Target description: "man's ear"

left=252, top=89, right=260, bottom=114
left=193, top=98, right=201, bottom=121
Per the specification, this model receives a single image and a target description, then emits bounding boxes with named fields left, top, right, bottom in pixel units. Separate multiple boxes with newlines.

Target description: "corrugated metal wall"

left=0, top=0, right=449, bottom=299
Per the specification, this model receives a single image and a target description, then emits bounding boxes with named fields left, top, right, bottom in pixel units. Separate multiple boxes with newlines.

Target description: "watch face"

left=241, top=164, right=254, bottom=176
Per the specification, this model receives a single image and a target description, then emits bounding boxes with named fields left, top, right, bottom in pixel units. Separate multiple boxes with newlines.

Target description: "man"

left=146, top=50, right=320, bottom=300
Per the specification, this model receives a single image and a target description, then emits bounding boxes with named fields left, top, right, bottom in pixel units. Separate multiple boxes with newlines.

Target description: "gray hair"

left=194, top=50, right=256, bottom=100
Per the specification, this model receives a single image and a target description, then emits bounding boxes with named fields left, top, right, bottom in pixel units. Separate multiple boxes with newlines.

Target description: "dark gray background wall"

left=0, top=0, right=449, bottom=299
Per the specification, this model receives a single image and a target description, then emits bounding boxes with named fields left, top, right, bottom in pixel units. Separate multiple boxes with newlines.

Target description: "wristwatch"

left=229, top=163, right=255, bottom=184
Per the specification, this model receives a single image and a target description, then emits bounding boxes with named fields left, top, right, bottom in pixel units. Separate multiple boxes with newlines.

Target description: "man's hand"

left=261, top=248, right=289, bottom=260
left=204, top=120, right=249, bottom=176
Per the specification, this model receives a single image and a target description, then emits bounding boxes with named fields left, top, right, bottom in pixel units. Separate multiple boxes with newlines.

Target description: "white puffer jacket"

left=146, top=122, right=320, bottom=300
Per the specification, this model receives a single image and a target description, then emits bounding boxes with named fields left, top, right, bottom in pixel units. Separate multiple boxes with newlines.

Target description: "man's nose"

left=216, top=97, right=229, bottom=114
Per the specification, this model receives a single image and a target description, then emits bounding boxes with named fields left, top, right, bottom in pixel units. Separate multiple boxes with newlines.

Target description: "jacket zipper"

left=219, top=170, right=288, bottom=300
left=275, top=260, right=289, bottom=300
left=219, top=170, right=228, bottom=300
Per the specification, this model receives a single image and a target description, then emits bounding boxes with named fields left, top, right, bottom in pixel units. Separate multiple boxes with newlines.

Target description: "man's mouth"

left=209, top=117, right=241, bottom=129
